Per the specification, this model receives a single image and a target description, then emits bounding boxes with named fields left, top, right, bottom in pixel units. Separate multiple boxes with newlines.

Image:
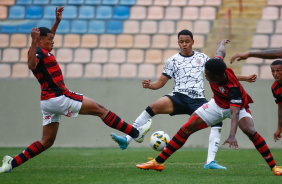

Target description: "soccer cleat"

left=272, top=165, right=282, bottom=175
left=204, top=161, right=227, bottom=169
left=134, top=119, right=152, bottom=143
left=136, top=158, right=164, bottom=171
left=0, top=155, right=13, bottom=173
left=110, top=133, right=128, bottom=150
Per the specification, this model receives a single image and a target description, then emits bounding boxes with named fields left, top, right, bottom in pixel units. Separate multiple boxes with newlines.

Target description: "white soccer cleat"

left=0, top=155, right=13, bottom=173
left=134, top=119, right=152, bottom=143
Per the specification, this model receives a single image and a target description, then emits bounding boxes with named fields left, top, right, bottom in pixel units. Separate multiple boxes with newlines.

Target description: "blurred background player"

left=230, top=49, right=282, bottom=142
left=136, top=40, right=282, bottom=176
left=0, top=6, right=151, bottom=174
left=111, top=30, right=256, bottom=169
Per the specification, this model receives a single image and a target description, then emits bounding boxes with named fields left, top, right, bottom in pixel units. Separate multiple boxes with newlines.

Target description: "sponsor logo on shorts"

left=202, top=104, right=209, bottom=110
left=45, top=115, right=51, bottom=120
left=66, top=110, right=72, bottom=117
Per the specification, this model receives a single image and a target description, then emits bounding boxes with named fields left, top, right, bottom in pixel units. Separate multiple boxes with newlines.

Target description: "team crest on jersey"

left=195, top=58, right=202, bottom=64
left=218, top=87, right=225, bottom=93
left=47, top=52, right=52, bottom=56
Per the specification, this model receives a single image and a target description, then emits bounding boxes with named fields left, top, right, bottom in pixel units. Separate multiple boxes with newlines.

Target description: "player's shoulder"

left=194, top=51, right=209, bottom=59
left=272, top=81, right=281, bottom=90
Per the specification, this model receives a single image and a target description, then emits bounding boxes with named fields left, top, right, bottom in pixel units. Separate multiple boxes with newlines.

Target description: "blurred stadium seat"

left=119, top=0, right=136, bottom=6
left=63, top=6, right=77, bottom=19
left=88, top=20, right=105, bottom=34
left=106, top=20, right=123, bottom=34
left=56, top=20, right=70, bottom=34
left=113, top=6, right=130, bottom=19
left=26, top=6, right=42, bottom=19
left=36, top=20, right=52, bottom=28
left=68, top=0, right=84, bottom=5
left=16, top=0, right=32, bottom=5
left=78, top=6, right=95, bottom=19
left=96, top=6, right=112, bottom=19
left=85, top=0, right=101, bottom=5
left=71, top=20, right=88, bottom=34
left=43, top=6, right=57, bottom=19
left=18, top=22, right=36, bottom=33
left=8, top=6, right=25, bottom=19
left=33, top=0, right=50, bottom=5
left=0, top=25, right=18, bottom=33
left=102, top=0, right=118, bottom=5
left=50, top=0, right=67, bottom=5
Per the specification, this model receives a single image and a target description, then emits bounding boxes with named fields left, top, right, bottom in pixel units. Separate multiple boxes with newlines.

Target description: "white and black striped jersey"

left=162, top=51, right=209, bottom=99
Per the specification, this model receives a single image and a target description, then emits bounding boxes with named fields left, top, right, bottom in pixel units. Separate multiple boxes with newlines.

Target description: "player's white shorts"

left=40, top=94, right=83, bottom=126
left=195, top=98, right=252, bottom=126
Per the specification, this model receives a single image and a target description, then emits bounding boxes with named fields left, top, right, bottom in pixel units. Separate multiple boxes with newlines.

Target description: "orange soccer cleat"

left=136, top=158, right=164, bottom=171
left=272, top=165, right=282, bottom=175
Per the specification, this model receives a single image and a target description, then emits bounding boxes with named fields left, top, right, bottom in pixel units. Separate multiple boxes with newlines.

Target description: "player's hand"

left=31, top=27, right=40, bottom=41
left=220, top=39, right=230, bottom=46
left=246, top=74, right=257, bottom=83
left=230, top=52, right=249, bottom=64
left=222, top=136, right=239, bottom=149
left=274, top=129, right=282, bottom=142
left=55, top=6, right=64, bottom=23
left=142, top=79, right=151, bottom=89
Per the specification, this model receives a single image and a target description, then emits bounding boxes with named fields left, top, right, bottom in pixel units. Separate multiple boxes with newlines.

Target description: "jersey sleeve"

left=35, top=47, right=44, bottom=63
left=228, top=86, right=243, bottom=107
left=162, top=57, right=174, bottom=79
left=272, top=88, right=282, bottom=104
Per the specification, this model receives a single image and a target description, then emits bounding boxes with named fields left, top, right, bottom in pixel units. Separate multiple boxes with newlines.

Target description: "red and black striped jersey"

left=209, top=68, right=253, bottom=109
left=29, top=47, right=68, bottom=100
left=272, top=81, right=282, bottom=104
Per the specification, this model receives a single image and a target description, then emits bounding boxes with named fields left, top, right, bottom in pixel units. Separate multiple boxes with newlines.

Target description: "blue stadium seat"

left=106, top=20, right=122, bottom=34
left=36, top=20, right=52, bottom=28
left=16, top=0, right=32, bottom=5
left=8, top=6, right=25, bottom=19
left=63, top=6, right=77, bottom=19
left=18, top=22, right=36, bottom=33
left=26, top=6, right=43, bottom=19
left=102, top=0, right=118, bottom=5
left=85, top=0, right=101, bottom=5
left=56, top=20, right=70, bottom=34
left=68, top=0, right=84, bottom=4
left=33, top=0, right=50, bottom=5
left=88, top=20, right=105, bottom=34
left=43, top=6, right=57, bottom=19
left=113, top=6, right=129, bottom=19
left=0, top=25, right=18, bottom=33
left=119, top=0, right=135, bottom=5
left=78, top=6, right=95, bottom=19
left=96, top=6, right=112, bottom=19
left=71, top=20, right=87, bottom=34
left=50, top=0, right=67, bottom=4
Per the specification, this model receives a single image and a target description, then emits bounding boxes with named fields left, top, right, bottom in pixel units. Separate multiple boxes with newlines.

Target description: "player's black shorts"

left=165, top=92, right=222, bottom=127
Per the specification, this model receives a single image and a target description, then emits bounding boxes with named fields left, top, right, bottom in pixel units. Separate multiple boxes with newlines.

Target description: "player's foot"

left=134, top=119, right=152, bottom=143
left=204, top=161, right=227, bottom=169
left=110, top=133, right=128, bottom=150
left=272, top=165, right=282, bottom=175
left=0, top=155, right=13, bottom=173
left=136, top=158, right=164, bottom=171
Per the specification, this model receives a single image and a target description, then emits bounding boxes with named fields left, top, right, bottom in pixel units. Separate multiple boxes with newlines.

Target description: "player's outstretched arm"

left=142, top=75, right=169, bottom=90
left=274, top=103, right=282, bottom=142
left=215, top=39, right=230, bottom=59
left=222, top=106, right=240, bottom=149
left=51, top=6, right=64, bottom=36
left=28, top=28, right=40, bottom=70
left=230, top=48, right=282, bottom=64
left=235, top=74, right=257, bottom=83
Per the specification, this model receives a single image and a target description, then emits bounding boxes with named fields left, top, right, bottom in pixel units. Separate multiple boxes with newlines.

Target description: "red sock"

left=103, top=111, right=138, bottom=138
left=11, top=141, right=45, bottom=168
left=250, top=132, right=276, bottom=169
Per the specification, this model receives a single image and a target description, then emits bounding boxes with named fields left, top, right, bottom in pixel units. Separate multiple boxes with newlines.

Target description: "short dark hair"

left=178, top=29, right=193, bottom=40
left=271, top=60, right=282, bottom=66
left=38, top=27, right=53, bottom=37
left=205, top=58, right=227, bottom=76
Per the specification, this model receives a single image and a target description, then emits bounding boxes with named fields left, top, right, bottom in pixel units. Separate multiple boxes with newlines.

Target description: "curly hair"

left=178, top=29, right=193, bottom=40
left=38, top=27, right=53, bottom=37
left=271, top=60, right=282, bottom=66
left=205, top=58, right=226, bottom=76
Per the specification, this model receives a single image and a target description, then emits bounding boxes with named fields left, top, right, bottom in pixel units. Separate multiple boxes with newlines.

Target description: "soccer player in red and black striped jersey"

left=136, top=40, right=282, bottom=175
left=0, top=6, right=151, bottom=173
left=231, top=50, right=282, bottom=142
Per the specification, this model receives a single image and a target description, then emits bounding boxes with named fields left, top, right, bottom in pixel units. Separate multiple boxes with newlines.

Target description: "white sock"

left=206, top=127, right=222, bottom=164
left=126, top=110, right=152, bottom=144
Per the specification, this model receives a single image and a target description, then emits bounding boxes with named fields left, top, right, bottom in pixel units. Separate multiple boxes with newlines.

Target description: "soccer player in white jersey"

left=111, top=30, right=257, bottom=169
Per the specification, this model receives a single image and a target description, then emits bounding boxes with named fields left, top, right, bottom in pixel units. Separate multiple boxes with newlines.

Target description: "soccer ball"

left=149, top=131, right=170, bottom=151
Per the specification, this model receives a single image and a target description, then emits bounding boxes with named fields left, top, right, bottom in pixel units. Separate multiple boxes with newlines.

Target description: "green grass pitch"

left=0, top=147, right=281, bottom=184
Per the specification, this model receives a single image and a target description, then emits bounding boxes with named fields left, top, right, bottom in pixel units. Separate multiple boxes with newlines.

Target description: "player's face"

left=271, top=64, right=282, bottom=83
left=39, top=33, right=54, bottom=52
left=178, top=35, right=194, bottom=56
